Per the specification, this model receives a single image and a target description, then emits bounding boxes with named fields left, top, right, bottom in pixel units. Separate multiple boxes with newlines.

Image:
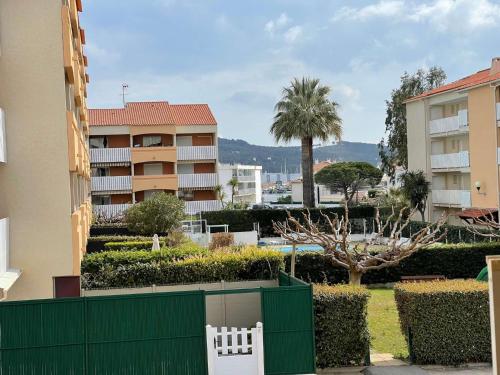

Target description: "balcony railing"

left=90, top=148, right=131, bottom=164
left=431, top=151, right=469, bottom=169
left=184, top=200, right=223, bottom=215
left=432, top=190, right=471, bottom=207
left=429, top=110, right=468, bottom=135
left=177, top=146, right=217, bottom=161
left=233, top=175, right=255, bottom=182
left=93, top=204, right=132, bottom=219
left=178, top=173, right=217, bottom=189
left=91, top=176, right=132, bottom=192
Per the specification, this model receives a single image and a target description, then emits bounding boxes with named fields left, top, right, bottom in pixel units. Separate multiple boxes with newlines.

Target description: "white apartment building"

left=218, top=164, right=262, bottom=206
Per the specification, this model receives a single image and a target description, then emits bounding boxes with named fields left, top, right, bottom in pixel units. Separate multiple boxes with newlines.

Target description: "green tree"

left=379, top=67, right=446, bottom=180
left=400, top=170, right=430, bottom=222
left=214, top=184, right=226, bottom=208
left=125, top=192, right=185, bottom=235
left=227, top=177, right=239, bottom=205
left=314, top=162, right=383, bottom=205
left=271, top=77, right=342, bottom=208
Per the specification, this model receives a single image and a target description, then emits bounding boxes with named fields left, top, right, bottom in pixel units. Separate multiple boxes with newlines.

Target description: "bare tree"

left=464, top=210, right=500, bottom=238
left=273, top=203, right=447, bottom=285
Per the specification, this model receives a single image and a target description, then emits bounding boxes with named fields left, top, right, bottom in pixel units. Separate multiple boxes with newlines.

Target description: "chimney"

left=491, top=57, right=500, bottom=75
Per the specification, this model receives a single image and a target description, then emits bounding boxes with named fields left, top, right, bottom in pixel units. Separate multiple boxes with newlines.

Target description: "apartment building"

left=89, top=101, right=221, bottom=217
left=0, top=0, right=91, bottom=300
left=218, top=164, right=263, bottom=206
left=407, top=57, right=500, bottom=224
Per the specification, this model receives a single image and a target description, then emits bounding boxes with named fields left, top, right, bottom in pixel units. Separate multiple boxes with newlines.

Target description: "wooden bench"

left=400, top=275, right=446, bottom=283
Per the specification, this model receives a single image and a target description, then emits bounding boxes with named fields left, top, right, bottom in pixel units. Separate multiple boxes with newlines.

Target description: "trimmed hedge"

left=201, top=206, right=379, bottom=236
left=286, top=242, right=500, bottom=284
left=314, top=284, right=370, bottom=368
left=104, top=240, right=166, bottom=252
left=394, top=280, right=490, bottom=365
left=87, top=235, right=159, bottom=253
left=81, top=246, right=284, bottom=289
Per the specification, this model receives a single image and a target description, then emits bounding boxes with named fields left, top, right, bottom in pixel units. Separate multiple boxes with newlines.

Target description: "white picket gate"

left=206, top=323, right=264, bottom=375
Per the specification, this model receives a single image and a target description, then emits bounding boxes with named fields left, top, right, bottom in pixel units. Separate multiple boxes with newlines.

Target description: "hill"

left=218, top=138, right=380, bottom=173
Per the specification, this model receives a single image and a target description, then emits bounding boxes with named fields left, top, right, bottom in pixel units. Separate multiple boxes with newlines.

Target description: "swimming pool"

left=278, top=244, right=324, bottom=253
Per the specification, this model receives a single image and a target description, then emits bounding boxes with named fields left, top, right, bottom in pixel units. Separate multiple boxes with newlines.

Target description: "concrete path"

left=363, top=366, right=492, bottom=375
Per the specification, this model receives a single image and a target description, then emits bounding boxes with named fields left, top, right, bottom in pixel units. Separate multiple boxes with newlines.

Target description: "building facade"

left=0, top=0, right=91, bottom=300
left=406, top=58, right=500, bottom=224
left=89, top=101, right=221, bottom=217
left=218, top=164, right=262, bottom=206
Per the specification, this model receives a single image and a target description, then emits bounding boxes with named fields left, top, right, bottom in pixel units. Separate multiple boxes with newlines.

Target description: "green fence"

left=0, top=272, right=314, bottom=375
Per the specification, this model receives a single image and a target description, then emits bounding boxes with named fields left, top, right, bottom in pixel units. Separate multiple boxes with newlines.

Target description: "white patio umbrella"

left=152, top=234, right=161, bottom=251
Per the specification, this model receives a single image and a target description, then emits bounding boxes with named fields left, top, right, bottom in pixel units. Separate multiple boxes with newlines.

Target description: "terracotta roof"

left=313, top=161, right=332, bottom=174
left=170, top=104, right=217, bottom=125
left=408, top=67, right=500, bottom=102
left=89, top=101, right=217, bottom=127
left=456, top=208, right=497, bottom=219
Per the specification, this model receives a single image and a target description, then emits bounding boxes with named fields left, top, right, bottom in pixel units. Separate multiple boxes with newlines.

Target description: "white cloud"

left=85, top=42, right=120, bottom=65
left=284, top=26, right=303, bottom=43
left=332, top=0, right=500, bottom=32
left=265, top=13, right=291, bottom=35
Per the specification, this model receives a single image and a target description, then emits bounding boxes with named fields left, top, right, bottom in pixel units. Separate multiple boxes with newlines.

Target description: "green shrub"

left=104, top=240, right=166, bottom=252
left=209, top=233, right=234, bottom=250
left=81, top=246, right=284, bottom=289
left=125, top=192, right=185, bottom=235
left=87, top=235, right=159, bottom=252
left=394, top=280, right=490, bottom=365
left=314, top=284, right=370, bottom=368
left=286, top=242, right=500, bottom=284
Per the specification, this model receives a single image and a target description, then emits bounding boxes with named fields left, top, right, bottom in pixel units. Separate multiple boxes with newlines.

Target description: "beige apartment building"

left=407, top=58, right=500, bottom=224
left=89, top=101, right=221, bottom=217
left=0, top=0, right=90, bottom=301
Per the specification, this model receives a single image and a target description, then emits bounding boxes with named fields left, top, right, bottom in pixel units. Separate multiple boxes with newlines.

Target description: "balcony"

left=184, top=200, right=223, bottom=215
left=431, top=151, right=469, bottom=170
left=132, top=175, right=178, bottom=192
left=178, top=173, right=217, bottom=189
left=0, top=108, right=5, bottom=163
left=233, top=175, right=255, bottom=183
left=93, top=204, right=132, bottom=219
left=429, top=110, right=468, bottom=135
left=131, top=146, right=176, bottom=164
left=0, top=217, right=21, bottom=300
left=177, top=146, right=217, bottom=161
left=91, top=176, right=132, bottom=193
left=432, top=190, right=471, bottom=208
left=90, top=148, right=131, bottom=165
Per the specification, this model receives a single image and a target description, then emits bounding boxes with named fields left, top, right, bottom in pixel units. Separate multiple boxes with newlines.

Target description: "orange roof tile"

left=313, top=161, right=332, bottom=174
left=408, top=67, right=500, bottom=102
left=170, top=104, right=217, bottom=125
left=89, top=101, right=217, bottom=127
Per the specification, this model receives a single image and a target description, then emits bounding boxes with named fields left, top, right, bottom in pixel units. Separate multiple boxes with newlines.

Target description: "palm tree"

left=400, top=170, right=430, bottom=222
left=227, top=177, right=239, bottom=205
left=271, top=77, right=342, bottom=207
left=214, top=184, right=226, bottom=208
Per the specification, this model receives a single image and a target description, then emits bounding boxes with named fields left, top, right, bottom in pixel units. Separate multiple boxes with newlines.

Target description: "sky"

left=81, top=0, right=500, bottom=146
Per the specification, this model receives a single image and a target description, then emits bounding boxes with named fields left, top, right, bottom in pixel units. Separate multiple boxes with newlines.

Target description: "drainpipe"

left=492, top=83, right=500, bottom=223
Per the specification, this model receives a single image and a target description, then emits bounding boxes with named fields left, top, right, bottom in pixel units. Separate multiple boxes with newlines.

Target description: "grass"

left=367, top=288, right=408, bottom=359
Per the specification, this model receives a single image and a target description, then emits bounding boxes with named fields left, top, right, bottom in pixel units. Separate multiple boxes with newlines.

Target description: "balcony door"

left=143, top=163, right=163, bottom=176
left=176, top=136, right=192, bottom=147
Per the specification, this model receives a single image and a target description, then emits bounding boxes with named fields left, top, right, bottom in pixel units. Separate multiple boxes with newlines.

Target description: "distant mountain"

left=218, top=138, right=380, bottom=173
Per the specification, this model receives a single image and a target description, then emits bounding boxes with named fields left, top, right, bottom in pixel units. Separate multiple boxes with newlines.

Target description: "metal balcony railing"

left=184, top=200, right=223, bottom=215
left=429, top=110, right=468, bottom=135
left=432, top=190, right=471, bottom=207
left=91, top=176, right=132, bottom=192
left=90, top=148, right=131, bottom=164
left=177, top=146, right=217, bottom=161
left=178, top=173, right=217, bottom=189
left=93, top=204, right=132, bottom=219
left=431, top=151, right=469, bottom=169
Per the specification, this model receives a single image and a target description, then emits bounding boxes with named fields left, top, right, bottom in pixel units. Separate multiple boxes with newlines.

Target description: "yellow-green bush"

left=394, top=280, right=490, bottom=365
left=313, top=284, right=370, bottom=368
left=81, top=246, right=284, bottom=289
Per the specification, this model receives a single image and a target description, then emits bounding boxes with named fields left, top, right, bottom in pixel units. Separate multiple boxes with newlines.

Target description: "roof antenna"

left=122, top=83, right=129, bottom=107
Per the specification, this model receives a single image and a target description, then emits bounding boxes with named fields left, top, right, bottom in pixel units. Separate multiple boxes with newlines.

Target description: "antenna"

left=122, top=83, right=129, bottom=107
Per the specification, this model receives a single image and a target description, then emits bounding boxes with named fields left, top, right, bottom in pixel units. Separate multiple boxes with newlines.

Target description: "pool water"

left=278, top=244, right=324, bottom=253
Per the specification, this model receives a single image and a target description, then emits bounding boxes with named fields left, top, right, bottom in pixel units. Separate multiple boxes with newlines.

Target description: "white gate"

left=206, top=322, right=264, bottom=375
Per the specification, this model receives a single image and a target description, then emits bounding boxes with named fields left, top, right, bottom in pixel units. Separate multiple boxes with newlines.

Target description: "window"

left=90, top=136, right=107, bottom=149
left=144, top=190, right=163, bottom=200
left=178, top=190, right=194, bottom=201
left=143, top=135, right=162, bottom=147
left=453, top=175, right=459, bottom=185
left=177, top=163, right=194, bottom=174
left=91, top=167, right=109, bottom=177
left=143, top=163, right=163, bottom=176
left=92, top=195, right=111, bottom=205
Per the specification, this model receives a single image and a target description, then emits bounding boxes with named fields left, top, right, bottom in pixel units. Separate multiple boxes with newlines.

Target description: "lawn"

left=367, top=288, right=408, bottom=359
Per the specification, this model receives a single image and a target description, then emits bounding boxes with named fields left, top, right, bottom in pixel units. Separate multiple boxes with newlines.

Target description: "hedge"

left=104, top=240, right=167, bottom=252
left=201, top=206, right=379, bottom=236
left=87, top=235, right=160, bottom=253
left=394, top=280, right=490, bottom=365
left=81, top=246, right=284, bottom=289
left=286, top=242, right=500, bottom=284
left=313, top=284, right=370, bottom=368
